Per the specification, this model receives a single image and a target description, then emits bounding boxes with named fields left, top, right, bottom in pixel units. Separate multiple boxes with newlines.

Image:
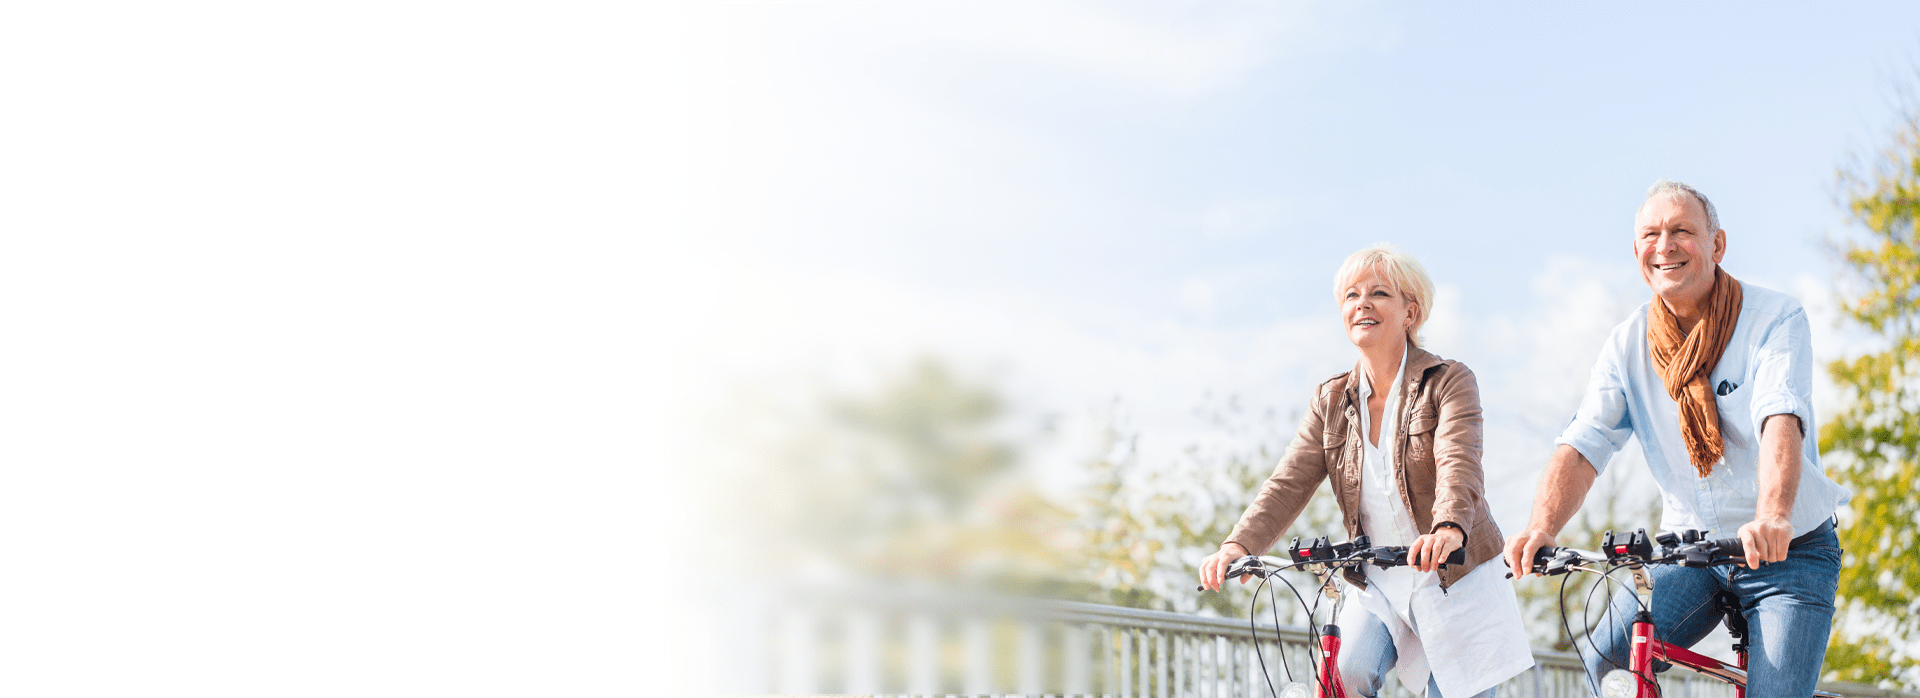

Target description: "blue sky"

left=726, top=2, right=1914, bottom=320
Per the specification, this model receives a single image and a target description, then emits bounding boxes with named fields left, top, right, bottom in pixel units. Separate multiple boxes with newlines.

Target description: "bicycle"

left=1527, top=528, right=1840, bottom=698
left=1198, top=535, right=1464, bottom=698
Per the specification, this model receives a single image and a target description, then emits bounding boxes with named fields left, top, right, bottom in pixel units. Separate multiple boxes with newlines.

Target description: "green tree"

left=702, top=357, right=1053, bottom=581
left=1161, top=398, right=1343, bottom=621
left=1823, top=107, right=1920, bottom=688
left=1064, top=414, right=1166, bottom=609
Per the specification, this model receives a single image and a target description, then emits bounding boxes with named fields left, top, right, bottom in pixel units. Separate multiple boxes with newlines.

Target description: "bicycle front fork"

left=1628, top=611, right=1656, bottom=698
left=1318, top=624, right=1345, bottom=698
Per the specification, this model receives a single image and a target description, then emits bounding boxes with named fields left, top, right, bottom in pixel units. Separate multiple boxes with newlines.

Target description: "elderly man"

left=1504, top=180, right=1851, bottom=696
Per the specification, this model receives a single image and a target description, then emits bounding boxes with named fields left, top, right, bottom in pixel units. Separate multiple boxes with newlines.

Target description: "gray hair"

left=1643, top=179, right=1721, bottom=232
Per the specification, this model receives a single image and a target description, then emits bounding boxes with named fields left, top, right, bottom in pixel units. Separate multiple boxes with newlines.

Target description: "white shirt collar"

left=1356, top=342, right=1410, bottom=445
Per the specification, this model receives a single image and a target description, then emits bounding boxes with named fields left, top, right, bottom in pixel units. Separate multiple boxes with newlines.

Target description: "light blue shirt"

left=1555, top=283, right=1851, bottom=539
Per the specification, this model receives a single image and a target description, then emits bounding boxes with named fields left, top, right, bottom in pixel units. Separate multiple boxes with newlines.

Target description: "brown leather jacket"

left=1223, top=346, right=1503, bottom=590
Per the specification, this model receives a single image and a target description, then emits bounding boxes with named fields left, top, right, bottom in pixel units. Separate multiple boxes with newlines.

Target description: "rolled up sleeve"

left=1747, top=305, right=1814, bottom=437
left=1555, top=336, right=1635, bottom=475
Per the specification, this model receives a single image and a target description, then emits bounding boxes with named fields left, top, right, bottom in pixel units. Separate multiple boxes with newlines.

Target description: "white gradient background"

left=0, top=2, right=1912, bottom=695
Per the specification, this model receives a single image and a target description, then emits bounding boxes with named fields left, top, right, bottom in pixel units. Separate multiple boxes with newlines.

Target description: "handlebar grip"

left=1530, top=546, right=1566, bottom=575
left=1198, top=556, right=1268, bottom=591
left=1198, top=567, right=1247, bottom=592
left=1372, top=546, right=1467, bottom=569
left=1710, top=538, right=1745, bottom=560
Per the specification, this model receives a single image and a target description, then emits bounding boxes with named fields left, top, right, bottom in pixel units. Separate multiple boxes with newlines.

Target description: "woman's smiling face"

left=1341, top=266, right=1416, bottom=351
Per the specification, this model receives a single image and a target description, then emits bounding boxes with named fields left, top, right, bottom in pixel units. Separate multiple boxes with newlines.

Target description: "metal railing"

left=711, top=585, right=1908, bottom=697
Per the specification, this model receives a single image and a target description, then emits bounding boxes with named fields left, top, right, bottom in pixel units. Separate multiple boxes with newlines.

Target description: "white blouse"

left=1342, top=344, right=1533, bottom=697
left=1356, top=347, right=1425, bottom=592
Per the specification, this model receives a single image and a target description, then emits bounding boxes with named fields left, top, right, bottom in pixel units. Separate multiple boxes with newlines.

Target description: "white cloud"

left=1178, top=278, right=1217, bottom=320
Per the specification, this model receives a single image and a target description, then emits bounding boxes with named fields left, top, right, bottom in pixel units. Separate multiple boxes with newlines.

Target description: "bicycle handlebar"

left=1528, top=528, right=1748, bottom=576
left=1198, top=536, right=1467, bottom=591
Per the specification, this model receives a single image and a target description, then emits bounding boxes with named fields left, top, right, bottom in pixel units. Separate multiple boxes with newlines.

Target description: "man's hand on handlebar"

left=1410, top=526, right=1465, bottom=573
left=1198, top=542, right=1251, bottom=592
left=1503, top=529, right=1557, bottom=579
left=1736, top=516, right=1793, bottom=569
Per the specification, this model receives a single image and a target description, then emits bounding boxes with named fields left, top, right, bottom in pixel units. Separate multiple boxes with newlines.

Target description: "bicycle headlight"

left=1600, top=669, right=1639, bottom=698
left=1279, top=681, right=1313, bottom=698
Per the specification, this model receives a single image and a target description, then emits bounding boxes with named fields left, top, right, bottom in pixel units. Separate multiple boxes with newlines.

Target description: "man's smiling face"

left=1634, top=194, right=1726, bottom=311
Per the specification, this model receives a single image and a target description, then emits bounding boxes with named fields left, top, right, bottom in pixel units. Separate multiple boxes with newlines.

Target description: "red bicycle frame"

left=1610, top=565, right=1834, bottom=698
left=1621, top=608, right=1751, bottom=697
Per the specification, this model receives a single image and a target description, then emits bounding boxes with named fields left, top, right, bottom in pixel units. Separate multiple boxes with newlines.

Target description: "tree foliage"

left=1822, top=108, right=1920, bottom=688
left=704, top=357, right=1055, bottom=581
left=1508, top=457, right=1661, bottom=653
left=1068, top=397, right=1342, bottom=620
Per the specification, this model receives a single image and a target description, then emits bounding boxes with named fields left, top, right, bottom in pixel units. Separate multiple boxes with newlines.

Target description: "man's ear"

left=1712, top=229, right=1728, bottom=264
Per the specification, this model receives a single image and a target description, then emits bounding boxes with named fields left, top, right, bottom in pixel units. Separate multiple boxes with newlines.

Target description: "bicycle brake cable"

left=1276, top=567, right=1324, bottom=674
left=1581, top=562, right=1631, bottom=677
left=1248, top=575, right=1281, bottom=698
left=1298, top=566, right=1330, bottom=692
left=1263, top=575, right=1295, bottom=683
left=1585, top=561, right=1661, bottom=692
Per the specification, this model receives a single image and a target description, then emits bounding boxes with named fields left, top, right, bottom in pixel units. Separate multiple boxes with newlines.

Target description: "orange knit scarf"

left=1646, top=268, right=1743, bottom=477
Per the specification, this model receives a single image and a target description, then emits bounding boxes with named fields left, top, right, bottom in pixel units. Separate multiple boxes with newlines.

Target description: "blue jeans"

left=1577, top=519, right=1841, bottom=697
left=1338, top=608, right=1496, bottom=698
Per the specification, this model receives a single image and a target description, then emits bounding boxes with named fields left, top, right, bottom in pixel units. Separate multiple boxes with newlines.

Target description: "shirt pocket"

left=1406, top=404, right=1438, bottom=463
left=1321, top=423, right=1348, bottom=461
left=1714, top=376, right=1756, bottom=452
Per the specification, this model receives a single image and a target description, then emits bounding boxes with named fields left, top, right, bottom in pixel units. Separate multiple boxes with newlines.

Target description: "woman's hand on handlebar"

left=1410, top=526, right=1465, bottom=573
left=1198, top=542, right=1251, bottom=591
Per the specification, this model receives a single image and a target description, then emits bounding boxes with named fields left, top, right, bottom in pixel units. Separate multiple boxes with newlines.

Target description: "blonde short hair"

left=1332, top=243, right=1435, bottom=348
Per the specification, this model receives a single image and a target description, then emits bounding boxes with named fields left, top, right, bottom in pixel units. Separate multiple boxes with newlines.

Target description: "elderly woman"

left=1198, top=245, right=1532, bottom=698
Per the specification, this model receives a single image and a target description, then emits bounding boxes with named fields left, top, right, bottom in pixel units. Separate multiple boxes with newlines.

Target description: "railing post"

left=908, top=613, right=939, bottom=696
left=1103, top=624, right=1116, bottom=698
left=845, top=609, right=880, bottom=694
left=1236, top=640, right=1251, bottom=698
left=1196, top=635, right=1206, bottom=698
left=1016, top=620, right=1042, bottom=696
left=1066, top=622, right=1092, bottom=697
left=1196, top=633, right=1206, bottom=698
left=1172, top=633, right=1185, bottom=698
left=1120, top=627, right=1133, bottom=698
left=1221, top=635, right=1233, bottom=698
left=1137, top=629, right=1148, bottom=698
left=776, top=608, right=817, bottom=694
left=964, top=617, right=991, bottom=696
left=1156, top=630, right=1168, bottom=698
left=1207, top=635, right=1220, bottom=698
